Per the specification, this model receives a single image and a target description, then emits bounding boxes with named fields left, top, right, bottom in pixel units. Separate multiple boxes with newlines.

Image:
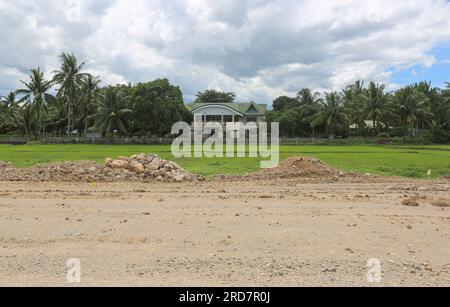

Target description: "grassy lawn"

left=0, top=144, right=449, bottom=178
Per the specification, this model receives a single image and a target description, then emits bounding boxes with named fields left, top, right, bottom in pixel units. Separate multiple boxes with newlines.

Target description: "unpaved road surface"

left=0, top=178, right=449, bottom=287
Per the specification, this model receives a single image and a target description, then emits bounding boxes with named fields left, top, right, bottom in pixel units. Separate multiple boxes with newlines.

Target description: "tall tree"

left=16, top=68, right=54, bottom=139
left=132, top=79, right=190, bottom=136
left=78, top=75, right=101, bottom=135
left=392, top=86, right=431, bottom=137
left=311, top=92, right=348, bottom=138
left=297, top=88, right=321, bottom=106
left=297, top=89, right=322, bottom=136
left=272, top=96, right=298, bottom=112
left=195, top=90, right=236, bottom=103
left=360, top=82, right=393, bottom=135
left=342, top=80, right=366, bottom=134
left=413, top=81, right=441, bottom=128
left=91, top=86, right=131, bottom=141
left=53, top=52, right=90, bottom=135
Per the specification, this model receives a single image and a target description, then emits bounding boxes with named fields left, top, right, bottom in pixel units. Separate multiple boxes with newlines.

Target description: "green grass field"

left=0, top=144, right=449, bottom=178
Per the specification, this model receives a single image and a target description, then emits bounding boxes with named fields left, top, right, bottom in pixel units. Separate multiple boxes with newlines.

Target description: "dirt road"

left=0, top=178, right=449, bottom=286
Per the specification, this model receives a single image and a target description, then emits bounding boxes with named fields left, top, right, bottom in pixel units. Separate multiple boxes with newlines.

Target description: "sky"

left=1, top=0, right=450, bottom=104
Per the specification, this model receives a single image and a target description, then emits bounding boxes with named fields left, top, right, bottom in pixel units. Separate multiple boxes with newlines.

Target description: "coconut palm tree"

left=53, top=52, right=90, bottom=135
left=392, top=86, right=431, bottom=137
left=360, top=82, right=394, bottom=135
left=0, top=92, right=21, bottom=134
left=297, top=88, right=321, bottom=106
left=16, top=68, right=54, bottom=139
left=1, top=92, right=18, bottom=108
left=295, top=89, right=322, bottom=137
left=311, top=92, right=348, bottom=138
left=78, top=75, right=101, bottom=135
left=342, top=80, right=366, bottom=134
left=91, top=87, right=131, bottom=141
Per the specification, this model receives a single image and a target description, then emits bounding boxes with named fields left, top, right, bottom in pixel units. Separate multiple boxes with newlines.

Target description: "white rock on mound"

left=111, top=160, right=129, bottom=169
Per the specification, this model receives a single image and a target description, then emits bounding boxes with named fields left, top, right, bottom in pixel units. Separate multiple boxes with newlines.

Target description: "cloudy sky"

left=1, top=0, right=450, bottom=103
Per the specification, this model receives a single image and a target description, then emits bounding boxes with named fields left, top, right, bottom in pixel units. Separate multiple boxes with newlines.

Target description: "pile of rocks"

left=104, top=153, right=201, bottom=182
left=0, top=154, right=202, bottom=183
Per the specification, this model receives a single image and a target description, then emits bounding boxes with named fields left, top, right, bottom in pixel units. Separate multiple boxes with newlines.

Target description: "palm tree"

left=297, top=88, right=321, bottom=106
left=342, top=80, right=366, bottom=134
left=78, top=75, right=101, bottom=135
left=16, top=68, right=54, bottom=139
left=311, top=92, right=348, bottom=139
left=414, top=81, right=441, bottom=129
left=53, top=52, right=90, bottom=135
left=91, top=87, right=131, bottom=141
left=392, top=86, right=431, bottom=137
left=360, top=82, right=394, bottom=136
left=296, top=88, right=322, bottom=137
left=444, top=83, right=450, bottom=129
left=1, top=92, right=18, bottom=108
left=0, top=92, right=20, bottom=134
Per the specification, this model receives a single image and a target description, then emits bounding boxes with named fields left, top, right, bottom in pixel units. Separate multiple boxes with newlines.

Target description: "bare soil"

left=0, top=157, right=449, bottom=286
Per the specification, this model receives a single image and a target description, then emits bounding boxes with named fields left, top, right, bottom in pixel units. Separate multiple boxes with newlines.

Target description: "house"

left=186, top=102, right=267, bottom=125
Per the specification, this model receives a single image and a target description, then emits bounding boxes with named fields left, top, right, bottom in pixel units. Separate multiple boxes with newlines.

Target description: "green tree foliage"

left=53, top=52, right=90, bottom=135
left=0, top=92, right=20, bottom=134
left=131, top=79, right=192, bottom=137
left=392, top=85, right=431, bottom=137
left=359, top=82, right=395, bottom=136
left=78, top=75, right=101, bottom=134
left=195, top=89, right=236, bottom=103
left=16, top=68, right=55, bottom=139
left=311, top=92, right=348, bottom=138
left=91, top=86, right=131, bottom=140
left=272, top=96, right=298, bottom=112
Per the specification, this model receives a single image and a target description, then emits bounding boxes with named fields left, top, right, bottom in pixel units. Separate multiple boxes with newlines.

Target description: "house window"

left=223, top=115, right=233, bottom=123
left=205, top=115, right=222, bottom=122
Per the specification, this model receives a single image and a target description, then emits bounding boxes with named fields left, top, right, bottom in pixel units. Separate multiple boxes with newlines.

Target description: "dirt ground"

left=0, top=176, right=449, bottom=287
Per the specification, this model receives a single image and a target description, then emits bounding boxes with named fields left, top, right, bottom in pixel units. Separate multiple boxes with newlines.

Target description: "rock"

left=136, top=153, right=147, bottom=160
left=111, top=160, right=129, bottom=169
left=146, top=159, right=161, bottom=171
left=105, top=158, right=113, bottom=167
left=130, top=163, right=145, bottom=174
left=172, top=171, right=186, bottom=182
left=117, top=156, right=130, bottom=162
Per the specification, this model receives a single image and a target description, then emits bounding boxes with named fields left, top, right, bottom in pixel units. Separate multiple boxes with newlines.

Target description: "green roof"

left=186, top=102, right=267, bottom=116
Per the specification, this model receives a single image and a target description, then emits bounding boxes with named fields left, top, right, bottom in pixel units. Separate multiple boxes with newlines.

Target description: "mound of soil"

left=220, top=157, right=368, bottom=183
left=244, top=157, right=348, bottom=181
left=255, top=157, right=344, bottom=179
left=0, top=154, right=203, bottom=183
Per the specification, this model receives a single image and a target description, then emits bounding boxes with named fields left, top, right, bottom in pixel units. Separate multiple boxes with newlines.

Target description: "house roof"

left=186, top=102, right=267, bottom=116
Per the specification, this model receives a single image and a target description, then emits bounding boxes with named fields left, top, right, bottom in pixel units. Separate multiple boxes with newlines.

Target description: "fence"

left=0, top=135, right=367, bottom=145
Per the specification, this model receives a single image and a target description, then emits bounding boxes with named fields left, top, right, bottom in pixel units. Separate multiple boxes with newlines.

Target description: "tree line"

left=267, top=81, right=450, bottom=143
left=0, top=53, right=449, bottom=143
left=0, top=53, right=191, bottom=141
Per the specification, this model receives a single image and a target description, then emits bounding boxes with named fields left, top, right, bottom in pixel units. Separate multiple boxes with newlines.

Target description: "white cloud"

left=1, top=0, right=450, bottom=102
